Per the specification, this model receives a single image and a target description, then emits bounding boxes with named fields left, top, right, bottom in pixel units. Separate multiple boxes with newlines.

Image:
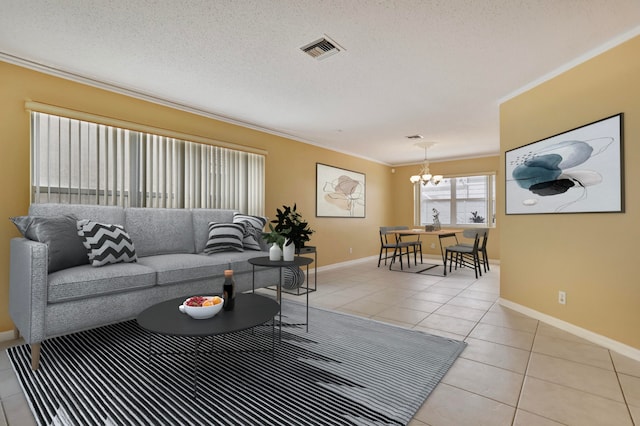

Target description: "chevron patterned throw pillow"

left=77, top=219, right=137, bottom=267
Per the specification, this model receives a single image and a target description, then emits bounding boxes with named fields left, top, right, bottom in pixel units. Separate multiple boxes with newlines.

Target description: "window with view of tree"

left=30, top=111, right=265, bottom=215
left=416, top=174, right=496, bottom=226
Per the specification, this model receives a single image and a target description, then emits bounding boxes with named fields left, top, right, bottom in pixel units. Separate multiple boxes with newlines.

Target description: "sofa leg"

left=30, top=343, right=41, bottom=370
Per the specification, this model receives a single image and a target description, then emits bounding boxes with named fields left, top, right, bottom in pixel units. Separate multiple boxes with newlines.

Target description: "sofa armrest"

left=9, top=238, right=49, bottom=344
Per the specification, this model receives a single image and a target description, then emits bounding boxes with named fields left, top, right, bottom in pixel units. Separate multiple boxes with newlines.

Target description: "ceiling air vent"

left=300, top=36, right=343, bottom=60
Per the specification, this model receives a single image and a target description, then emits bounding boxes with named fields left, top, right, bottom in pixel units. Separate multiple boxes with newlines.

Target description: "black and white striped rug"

left=8, top=301, right=466, bottom=425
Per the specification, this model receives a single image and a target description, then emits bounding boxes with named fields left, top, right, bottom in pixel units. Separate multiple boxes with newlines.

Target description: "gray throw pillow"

left=10, top=215, right=90, bottom=273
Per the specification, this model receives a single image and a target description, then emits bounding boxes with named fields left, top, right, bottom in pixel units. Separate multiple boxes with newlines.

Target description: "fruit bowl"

left=179, top=295, right=224, bottom=319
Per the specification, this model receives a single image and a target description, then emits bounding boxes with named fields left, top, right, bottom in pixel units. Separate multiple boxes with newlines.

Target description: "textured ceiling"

left=2, top=1, right=640, bottom=165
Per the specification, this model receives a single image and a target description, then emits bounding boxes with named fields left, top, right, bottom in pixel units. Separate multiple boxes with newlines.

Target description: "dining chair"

left=457, top=228, right=490, bottom=273
left=395, top=226, right=423, bottom=266
left=378, top=226, right=415, bottom=270
left=444, top=229, right=483, bottom=279
left=477, top=228, right=490, bottom=272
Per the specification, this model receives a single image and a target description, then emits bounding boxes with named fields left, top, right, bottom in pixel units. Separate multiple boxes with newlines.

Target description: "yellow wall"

left=393, top=156, right=501, bottom=259
left=0, top=61, right=394, bottom=332
left=499, top=35, right=640, bottom=349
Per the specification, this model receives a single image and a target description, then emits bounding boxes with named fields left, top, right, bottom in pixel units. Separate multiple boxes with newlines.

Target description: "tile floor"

left=1, top=261, right=639, bottom=425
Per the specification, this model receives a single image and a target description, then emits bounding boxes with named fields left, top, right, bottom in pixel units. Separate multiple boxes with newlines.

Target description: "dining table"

left=388, top=228, right=463, bottom=275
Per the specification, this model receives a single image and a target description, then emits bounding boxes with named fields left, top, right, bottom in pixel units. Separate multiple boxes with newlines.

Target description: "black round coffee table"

left=137, top=292, right=279, bottom=337
left=137, top=293, right=280, bottom=397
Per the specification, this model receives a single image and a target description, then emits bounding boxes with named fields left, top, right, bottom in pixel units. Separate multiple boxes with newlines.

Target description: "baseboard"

left=499, top=298, right=640, bottom=362
left=0, top=329, right=17, bottom=343
left=316, top=255, right=379, bottom=273
left=315, top=254, right=500, bottom=274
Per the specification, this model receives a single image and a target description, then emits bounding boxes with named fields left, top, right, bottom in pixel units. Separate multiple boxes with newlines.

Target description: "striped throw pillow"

left=233, top=213, right=268, bottom=251
left=77, top=220, right=137, bottom=267
left=204, top=222, right=245, bottom=254
left=237, top=222, right=262, bottom=251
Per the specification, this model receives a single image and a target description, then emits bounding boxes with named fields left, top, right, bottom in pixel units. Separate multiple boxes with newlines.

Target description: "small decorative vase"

left=433, top=217, right=441, bottom=231
left=282, top=239, right=295, bottom=261
left=269, top=243, right=282, bottom=261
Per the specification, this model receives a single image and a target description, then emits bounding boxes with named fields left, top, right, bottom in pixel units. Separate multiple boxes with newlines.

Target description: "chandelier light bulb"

left=408, top=142, right=442, bottom=186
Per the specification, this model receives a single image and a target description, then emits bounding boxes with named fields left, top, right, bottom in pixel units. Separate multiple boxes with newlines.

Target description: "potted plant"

left=469, top=211, right=485, bottom=223
left=263, top=225, right=286, bottom=247
left=262, top=224, right=286, bottom=260
left=269, top=204, right=314, bottom=252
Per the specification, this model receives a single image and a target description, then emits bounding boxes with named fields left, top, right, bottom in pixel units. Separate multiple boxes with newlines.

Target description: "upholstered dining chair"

left=444, top=229, right=484, bottom=279
left=476, top=228, right=490, bottom=272
left=378, top=226, right=418, bottom=270
left=457, top=228, right=490, bottom=273
left=395, top=226, right=423, bottom=266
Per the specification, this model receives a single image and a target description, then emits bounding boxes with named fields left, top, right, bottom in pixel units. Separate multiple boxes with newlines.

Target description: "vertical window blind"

left=30, top=111, right=265, bottom=215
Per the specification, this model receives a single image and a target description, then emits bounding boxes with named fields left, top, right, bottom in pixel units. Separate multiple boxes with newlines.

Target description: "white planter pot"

left=269, top=243, right=282, bottom=261
left=282, top=239, right=295, bottom=261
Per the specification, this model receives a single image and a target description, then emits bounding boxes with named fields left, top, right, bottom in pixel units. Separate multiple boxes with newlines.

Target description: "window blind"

left=30, top=111, right=265, bottom=215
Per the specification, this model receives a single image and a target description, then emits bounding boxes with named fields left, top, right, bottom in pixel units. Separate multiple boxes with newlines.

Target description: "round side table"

left=248, top=256, right=314, bottom=333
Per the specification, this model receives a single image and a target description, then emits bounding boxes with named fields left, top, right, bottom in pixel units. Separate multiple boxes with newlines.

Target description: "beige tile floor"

left=1, top=261, right=639, bottom=425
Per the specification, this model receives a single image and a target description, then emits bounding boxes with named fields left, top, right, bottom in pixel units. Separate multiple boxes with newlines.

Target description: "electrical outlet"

left=349, top=247, right=352, bottom=254
left=430, top=243, right=436, bottom=249
left=558, top=291, right=566, bottom=305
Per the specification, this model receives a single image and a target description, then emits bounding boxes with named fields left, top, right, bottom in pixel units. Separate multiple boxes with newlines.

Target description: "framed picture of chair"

left=505, top=113, right=624, bottom=215
left=316, top=163, right=366, bottom=217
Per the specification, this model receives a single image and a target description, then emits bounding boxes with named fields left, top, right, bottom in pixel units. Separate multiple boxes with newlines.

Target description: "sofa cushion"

left=215, top=251, right=270, bottom=274
left=47, top=263, right=156, bottom=303
left=204, top=223, right=244, bottom=254
left=137, top=253, right=229, bottom=285
left=125, top=208, right=195, bottom=257
left=138, top=251, right=268, bottom=286
left=29, top=203, right=125, bottom=226
left=10, top=215, right=89, bottom=273
left=233, top=213, right=267, bottom=251
left=191, top=209, right=236, bottom=253
left=77, top=220, right=138, bottom=267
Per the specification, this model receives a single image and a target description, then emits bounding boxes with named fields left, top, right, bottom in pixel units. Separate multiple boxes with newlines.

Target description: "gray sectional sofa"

left=9, top=203, right=279, bottom=369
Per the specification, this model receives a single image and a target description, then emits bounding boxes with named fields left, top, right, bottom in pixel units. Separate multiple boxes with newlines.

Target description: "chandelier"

left=409, top=142, right=443, bottom=186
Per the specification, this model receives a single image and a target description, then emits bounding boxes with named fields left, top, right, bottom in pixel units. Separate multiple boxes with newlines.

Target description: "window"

left=416, top=174, right=496, bottom=226
left=30, top=111, right=265, bottom=215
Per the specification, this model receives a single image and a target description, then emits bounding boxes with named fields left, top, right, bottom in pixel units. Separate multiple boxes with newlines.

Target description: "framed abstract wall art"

left=505, top=113, right=624, bottom=215
left=316, top=163, right=366, bottom=217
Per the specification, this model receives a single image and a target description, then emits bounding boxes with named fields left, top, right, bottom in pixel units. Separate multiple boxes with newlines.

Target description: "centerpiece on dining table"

left=432, top=208, right=441, bottom=231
